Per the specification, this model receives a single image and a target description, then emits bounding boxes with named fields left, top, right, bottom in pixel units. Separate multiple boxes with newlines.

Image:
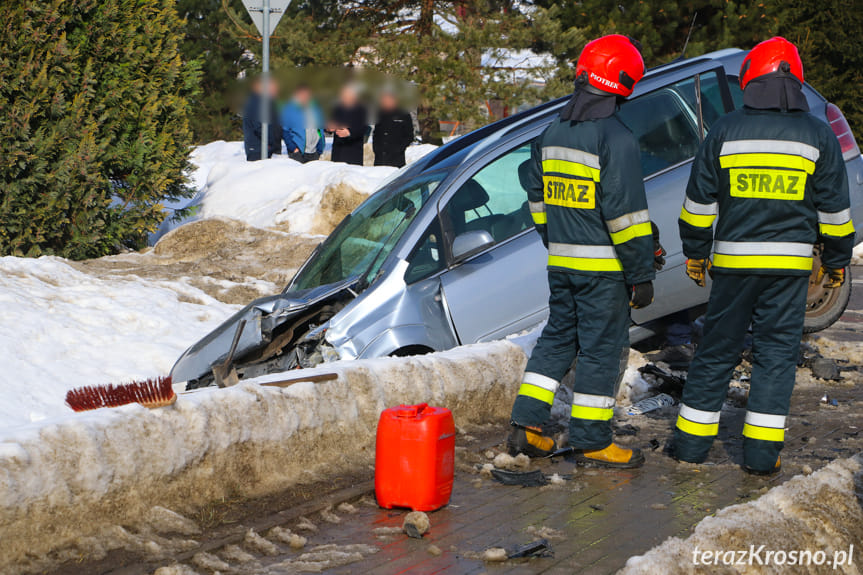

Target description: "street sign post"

left=241, top=0, right=291, bottom=160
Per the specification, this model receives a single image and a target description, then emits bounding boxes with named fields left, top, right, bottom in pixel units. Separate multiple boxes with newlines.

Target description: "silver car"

left=172, top=48, right=863, bottom=388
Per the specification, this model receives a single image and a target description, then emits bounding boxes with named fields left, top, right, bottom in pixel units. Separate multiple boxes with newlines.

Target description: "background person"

left=329, top=85, right=368, bottom=165
left=242, top=77, right=282, bottom=161
left=372, top=90, right=414, bottom=167
left=281, top=84, right=325, bottom=163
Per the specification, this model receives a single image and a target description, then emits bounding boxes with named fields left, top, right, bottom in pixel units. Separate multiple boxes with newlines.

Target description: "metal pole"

left=260, top=0, right=270, bottom=161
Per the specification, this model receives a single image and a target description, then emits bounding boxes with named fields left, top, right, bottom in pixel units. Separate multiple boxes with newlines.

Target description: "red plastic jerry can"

left=375, top=403, right=455, bottom=512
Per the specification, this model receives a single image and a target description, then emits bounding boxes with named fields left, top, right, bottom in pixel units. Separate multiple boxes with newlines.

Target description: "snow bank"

left=0, top=341, right=526, bottom=574
left=0, top=256, right=237, bottom=431
left=154, top=140, right=439, bottom=241
left=852, top=241, right=863, bottom=265
left=198, top=155, right=396, bottom=233
left=621, top=455, right=863, bottom=574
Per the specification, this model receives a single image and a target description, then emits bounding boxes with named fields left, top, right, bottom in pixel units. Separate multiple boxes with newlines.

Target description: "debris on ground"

left=427, top=544, right=443, bottom=556
left=627, top=393, right=676, bottom=415
left=402, top=511, right=431, bottom=538
left=372, top=526, right=403, bottom=538
left=810, top=357, right=842, bottom=380
left=638, top=364, right=686, bottom=398
left=221, top=543, right=258, bottom=563
left=492, top=452, right=531, bottom=470
left=526, top=525, right=566, bottom=541
left=320, top=507, right=342, bottom=524
left=507, top=538, right=554, bottom=559
left=491, top=468, right=549, bottom=487
left=482, top=547, right=508, bottom=562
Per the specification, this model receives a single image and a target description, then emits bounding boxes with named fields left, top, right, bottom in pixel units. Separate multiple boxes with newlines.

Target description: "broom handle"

left=260, top=373, right=338, bottom=388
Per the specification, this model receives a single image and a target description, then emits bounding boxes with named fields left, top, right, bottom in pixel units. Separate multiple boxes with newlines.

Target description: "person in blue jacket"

left=281, top=84, right=325, bottom=163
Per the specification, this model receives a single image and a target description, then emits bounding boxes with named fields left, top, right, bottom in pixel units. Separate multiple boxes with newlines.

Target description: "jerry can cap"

left=392, top=403, right=430, bottom=418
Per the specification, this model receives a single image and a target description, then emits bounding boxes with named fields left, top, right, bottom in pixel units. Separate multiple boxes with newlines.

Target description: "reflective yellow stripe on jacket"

left=541, top=147, right=601, bottom=181
left=818, top=208, right=855, bottom=237
left=606, top=209, right=652, bottom=245
left=547, top=243, right=623, bottom=272
left=679, top=198, right=718, bottom=228
left=529, top=201, right=547, bottom=225
left=712, top=241, right=813, bottom=271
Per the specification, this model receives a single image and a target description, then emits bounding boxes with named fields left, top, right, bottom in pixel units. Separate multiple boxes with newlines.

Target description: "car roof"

left=413, top=48, right=746, bottom=172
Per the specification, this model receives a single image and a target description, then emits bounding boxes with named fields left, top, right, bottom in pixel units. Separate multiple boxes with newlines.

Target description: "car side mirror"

left=451, top=230, right=495, bottom=263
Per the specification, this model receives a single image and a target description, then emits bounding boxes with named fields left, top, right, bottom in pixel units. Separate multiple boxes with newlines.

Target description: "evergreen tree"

left=358, top=0, right=581, bottom=141
left=0, top=0, right=200, bottom=259
left=177, top=0, right=254, bottom=142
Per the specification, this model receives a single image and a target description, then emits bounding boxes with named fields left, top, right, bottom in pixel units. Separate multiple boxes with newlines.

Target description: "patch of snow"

left=621, top=455, right=863, bottom=574
left=0, top=341, right=526, bottom=573
left=852, top=241, right=863, bottom=265
left=0, top=256, right=237, bottom=432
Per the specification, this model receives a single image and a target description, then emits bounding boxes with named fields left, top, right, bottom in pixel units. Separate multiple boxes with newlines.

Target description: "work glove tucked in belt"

left=630, top=282, right=654, bottom=309
left=685, top=258, right=712, bottom=287
left=819, top=266, right=845, bottom=288
left=651, top=222, right=666, bottom=271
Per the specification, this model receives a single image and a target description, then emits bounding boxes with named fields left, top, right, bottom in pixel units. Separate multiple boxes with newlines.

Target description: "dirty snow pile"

left=621, top=455, right=863, bottom=574
left=156, top=141, right=438, bottom=239
left=852, top=241, right=863, bottom=264
left=0, top=256, right=237, bottom=430
left=0, top=341, right=526, bottom=574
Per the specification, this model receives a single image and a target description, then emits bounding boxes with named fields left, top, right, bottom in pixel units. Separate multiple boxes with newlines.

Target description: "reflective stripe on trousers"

left=517, top=372, right=559, bottom=406
left=742, top=411, right=786, bottom=442
left=571, top=392, right=615, bottom=421
left=676, top=403, right=721, bottom=437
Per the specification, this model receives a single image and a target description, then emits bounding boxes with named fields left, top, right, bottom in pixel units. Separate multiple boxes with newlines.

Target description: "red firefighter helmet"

left=740, top=37, right=804, bottom=90
left=575, top=35, right=645, bottom=98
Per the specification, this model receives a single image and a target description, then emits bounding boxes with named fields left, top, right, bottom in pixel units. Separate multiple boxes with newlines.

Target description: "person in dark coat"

left=243, top=77, right=282, bottom=161
left=373, top=90, right=414, bottom=167
left=329, top=85, right=368, bottom=165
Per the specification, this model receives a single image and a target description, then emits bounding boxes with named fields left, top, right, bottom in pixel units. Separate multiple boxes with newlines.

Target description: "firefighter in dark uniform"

left=674, top=37, right=855, bottom=475
left=507, top=35, right=659, bottom=468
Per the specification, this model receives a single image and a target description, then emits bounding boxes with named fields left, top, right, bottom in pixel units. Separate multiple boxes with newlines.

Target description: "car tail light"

left=826, top=103, right=860, bottom=159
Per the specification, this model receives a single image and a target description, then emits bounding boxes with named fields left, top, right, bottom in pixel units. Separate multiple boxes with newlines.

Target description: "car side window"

left=616, top=70, right=725, bottom=175
left=405, top=219, right=444, bottom=284
left=726, top=75, right=745, bottom=109
left=443, top=143, right=533, bottom=245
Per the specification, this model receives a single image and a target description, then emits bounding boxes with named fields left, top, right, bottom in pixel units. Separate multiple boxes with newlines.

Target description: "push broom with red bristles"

left=65, top=375, right=177, bottom=412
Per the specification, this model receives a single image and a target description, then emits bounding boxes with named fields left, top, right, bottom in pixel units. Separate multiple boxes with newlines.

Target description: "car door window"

left=443, top=143, right=533, bottom=246
left=726, top=75, right=745, bottom=109
left=617, top=71, right=725, bottom=176
left=405, top=219, right=444, bottom=284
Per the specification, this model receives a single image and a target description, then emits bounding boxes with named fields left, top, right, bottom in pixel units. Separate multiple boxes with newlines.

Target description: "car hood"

left=170, top=277, right=359, bottom=384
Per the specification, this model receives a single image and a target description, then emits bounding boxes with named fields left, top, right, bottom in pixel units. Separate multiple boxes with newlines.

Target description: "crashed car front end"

left=170, top=277, right=359, bottom=389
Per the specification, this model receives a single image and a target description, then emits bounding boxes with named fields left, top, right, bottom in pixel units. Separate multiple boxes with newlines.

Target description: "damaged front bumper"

left=170, top=277, right=359, bottom=388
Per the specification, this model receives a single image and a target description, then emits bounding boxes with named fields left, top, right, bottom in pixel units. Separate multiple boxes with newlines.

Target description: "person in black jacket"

left=329, top=85, right=368, bottom=165
left=373, top=91, right=414, bottom=167
left=243, top=77, right=282, bottom=161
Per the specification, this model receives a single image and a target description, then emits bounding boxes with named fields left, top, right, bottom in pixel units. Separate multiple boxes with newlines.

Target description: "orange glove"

left=685, top=258, right=711, bottom=287
left=819, top=266, right=845, bottom=288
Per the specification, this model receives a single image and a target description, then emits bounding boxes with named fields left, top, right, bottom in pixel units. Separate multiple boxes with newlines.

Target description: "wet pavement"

left=56, top=267, right=863, bottom=575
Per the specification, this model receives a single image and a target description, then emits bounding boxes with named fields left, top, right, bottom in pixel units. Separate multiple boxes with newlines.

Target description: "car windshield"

left=289, top=172, right=447, bottom=291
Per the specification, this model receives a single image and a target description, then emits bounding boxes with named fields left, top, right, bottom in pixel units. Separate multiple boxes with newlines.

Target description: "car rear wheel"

left=803, top=248, right=851, bottom=334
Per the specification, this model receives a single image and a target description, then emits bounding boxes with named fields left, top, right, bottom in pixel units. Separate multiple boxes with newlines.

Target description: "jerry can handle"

left=394, top=403, right=429, bottom=418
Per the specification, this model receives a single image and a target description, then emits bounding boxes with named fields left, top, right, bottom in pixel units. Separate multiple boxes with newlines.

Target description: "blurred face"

left=294, top=87, right=311, bottom=105
left=340, top=86, right=358, bottom=107
left=379, top=92, right=397, bottom=111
